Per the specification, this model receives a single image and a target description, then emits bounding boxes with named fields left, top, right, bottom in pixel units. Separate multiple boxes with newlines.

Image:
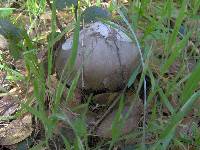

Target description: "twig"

left=89, top=93, right=120, bottom=134
left=90, top=85, right=128, bottom=134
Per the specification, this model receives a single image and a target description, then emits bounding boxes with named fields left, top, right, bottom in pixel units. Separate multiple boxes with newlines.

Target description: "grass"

left=0, top=0, right=200, bottom=149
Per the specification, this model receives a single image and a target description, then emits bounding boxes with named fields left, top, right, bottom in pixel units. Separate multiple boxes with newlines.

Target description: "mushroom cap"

left=55, top=22, right=140, bottom=91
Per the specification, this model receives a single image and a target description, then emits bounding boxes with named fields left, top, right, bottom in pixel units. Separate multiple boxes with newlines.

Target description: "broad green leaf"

left=55, top=0, right=78, bottom=10
left=0, top=8, right=15, bottom=17
left=0, top=18, right=22, bottom=41
left=0, top=18, right=32, bottom=59
left=82, top=6, right=110, bottom=23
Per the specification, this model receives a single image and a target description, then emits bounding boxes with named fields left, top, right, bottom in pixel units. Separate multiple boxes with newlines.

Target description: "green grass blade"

left=67, top=16, right=80, bottom=70
left=161, top=31, right=191, bottom=74
left=158, top=87, right=175, bottom=114
left=156, top=91, right=200, bottom=149
left=52, top=17, right=81, bottom=113
left=192, top=0, right=200, bottom=15
left=165, top=0, right=187, bottom=52
left=61, top=134, right=71, bottom=150
left=51, top=113, right=85, bottom=150
left=181, top=61, right=200, bottom=104
left=0, top=64, right=24, bottom=80
left=53, top=81, right=65, bottom=112
left=66, top=71, right=80, bottom=102
left=110, top=95, right=125, bottom=149
left=0, top=8, right=15, bottom=17
left=49, top=21, right=75, bottom=48
left=127, top=64, right=141, bottom=88
left=48, top=0, right=57, bottom=76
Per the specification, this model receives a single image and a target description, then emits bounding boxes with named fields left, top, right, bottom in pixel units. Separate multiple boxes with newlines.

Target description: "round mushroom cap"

left=55, top=22, right=140, bottom=91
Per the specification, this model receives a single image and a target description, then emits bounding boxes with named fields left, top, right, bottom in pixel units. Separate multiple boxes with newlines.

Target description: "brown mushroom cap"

left=55, top=22, right=140, bottom=91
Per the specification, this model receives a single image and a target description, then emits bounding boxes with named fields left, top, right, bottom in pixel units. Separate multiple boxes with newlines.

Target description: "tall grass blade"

left=127, top=64, right=141, bottom=88
left=181, top=61, right=200, bottom=104
left=48, top=0, right=57, bottom=76
left=61, top=134, right=71, bottom=149
left=66, top=71, right=80, bottom=102
left=155, top=91, right=200, bottom=149
left=0, top=8, right=14, bottom=17
left=67, top=16, right=80, bottom=70
left=165, top=0, right=187, bottom=52
left=158, top=87, right=174, bottom=114
left=53, top=16, right=80, bottom=112
left=161, top=31, right=191, bottom=74
left=192, top=0, right=200, bottom=15
left=110, top=95, right=125, bottom=149
left=51, top=113, right=85, bottom=150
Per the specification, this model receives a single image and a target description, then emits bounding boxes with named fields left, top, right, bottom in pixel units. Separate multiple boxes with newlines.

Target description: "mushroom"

left=55, top=93, right=142, bottom=140
left=54, top=23, right=142, bottom=139
left=55, top=21, right=140, bottom=91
